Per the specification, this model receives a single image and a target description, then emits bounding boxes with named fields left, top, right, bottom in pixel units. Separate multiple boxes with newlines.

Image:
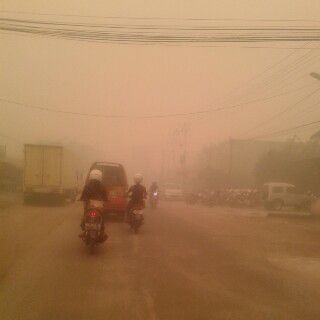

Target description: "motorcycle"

left=129, top=203, right=144, bottom=233
left=81, top=200, right=105, bottom=254
left=150, top=191, right=159, bottom=208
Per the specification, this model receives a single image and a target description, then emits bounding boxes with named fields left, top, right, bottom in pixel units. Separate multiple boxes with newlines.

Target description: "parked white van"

left=262, top=182, right=310, bottom=211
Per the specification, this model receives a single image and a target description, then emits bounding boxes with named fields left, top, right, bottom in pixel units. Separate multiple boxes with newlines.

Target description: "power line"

left=0, top=131, right=22, bottom=144
left=238, top=87, right=320, bottom=138
left=0, top=97, right=241, bottom=119
left=190, top=82, right=318, bottom=127
left=202, top=82, right=318, bottom=114
left=1, top=17, right=320, bottom=45
left=237, top=44, right=320, bottom=97
left=2, top=17, right=320, bottom=31
left=250, top=120, right=320, bottom=140
left=2, top=30, right=318, bottom=50
left=218, top=42, right=311, bottom=99
left=213, top=43, right=320, bottom=110
left=188, top=42, right=317, bottom=127
left=1, top=10, right=320, bottom=23
left=263, top=100, right=320, bottom=132
left=2, top=83, right=317, bottom=121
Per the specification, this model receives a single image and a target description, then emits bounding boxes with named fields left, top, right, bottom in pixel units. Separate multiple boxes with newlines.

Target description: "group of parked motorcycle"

left=186, top=189, right=261, bottom=208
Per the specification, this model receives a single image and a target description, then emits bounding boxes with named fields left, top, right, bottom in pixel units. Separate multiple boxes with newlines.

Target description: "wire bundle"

left=1, top=17, right=320, bottom=45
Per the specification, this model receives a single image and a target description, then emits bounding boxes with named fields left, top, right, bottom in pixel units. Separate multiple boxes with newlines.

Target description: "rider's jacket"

left=80, top=179, right=106, bottom=202
left=127, top=184, right=147, bottom=204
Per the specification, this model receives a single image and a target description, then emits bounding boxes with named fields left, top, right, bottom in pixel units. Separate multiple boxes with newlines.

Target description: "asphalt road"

left=1, top=196, right=320, bottom=320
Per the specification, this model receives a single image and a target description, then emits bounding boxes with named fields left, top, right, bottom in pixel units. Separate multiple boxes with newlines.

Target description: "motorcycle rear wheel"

left=89, top=242, right=95, bottom=254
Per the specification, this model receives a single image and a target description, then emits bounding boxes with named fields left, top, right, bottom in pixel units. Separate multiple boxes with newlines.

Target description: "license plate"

left=133, top=210, right=143, bottom=215
left=88, top=230, right=98, bottom=239
left=85, top=223, right=100, bottom=231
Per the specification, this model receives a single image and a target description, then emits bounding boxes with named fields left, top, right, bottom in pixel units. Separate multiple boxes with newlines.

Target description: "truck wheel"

left=70, top=190, right=77, bottom=203
left=271, top=199, right=283, bottom=211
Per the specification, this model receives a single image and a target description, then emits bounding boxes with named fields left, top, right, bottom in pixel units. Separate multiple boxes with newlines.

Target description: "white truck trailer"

left=23, top=144, right=79, bottom=204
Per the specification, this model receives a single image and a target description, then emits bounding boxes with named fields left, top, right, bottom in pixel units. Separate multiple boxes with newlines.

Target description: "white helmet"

left=134, top=173, right=143, bottom=184
left=89, top=169, right=102, bottom=181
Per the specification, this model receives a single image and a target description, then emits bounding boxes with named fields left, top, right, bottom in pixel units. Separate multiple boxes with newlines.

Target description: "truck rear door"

left=43, top=146, right=62, bottom=186
left=25, top=145, right=44, bottom=186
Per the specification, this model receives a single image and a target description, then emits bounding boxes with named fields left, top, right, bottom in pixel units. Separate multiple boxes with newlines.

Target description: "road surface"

left=1, top=195, right=320, bottom=320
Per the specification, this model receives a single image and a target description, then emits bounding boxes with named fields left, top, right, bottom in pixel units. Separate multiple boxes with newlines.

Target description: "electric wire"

left=262, top=100, right=320, bottom=132
left=215, top=43, right=320, bottom=109
left=239, top=87, right=320, bottom=138
left=2, top=30, right=317, bottom=50
left=250, top=120, right=320, bottom=140
left=238, top=45, right=320, bottom=97
left=0, top=131, right=22, bottom=144
left=2, top=82, right=318, bottom=121
left=0, top=97, right=244, bottom=119
left=1, top=10, right=320, bottom=23
left=2, top=13, right=320, bottom=144
left=1, top=17, right=320, bottom=45
left=189, top=42, right=318, bottom=128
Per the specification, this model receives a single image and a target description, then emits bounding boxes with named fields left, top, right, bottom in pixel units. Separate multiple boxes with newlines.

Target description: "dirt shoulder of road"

left=0, top=192, right=22, bottom=210
left=162, top=201, right=320, bottom=277
left=0, top=200, right=79, bottom=283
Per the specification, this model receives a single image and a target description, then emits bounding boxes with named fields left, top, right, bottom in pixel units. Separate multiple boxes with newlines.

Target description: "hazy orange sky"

left=1, top=0, right=320, bottom=181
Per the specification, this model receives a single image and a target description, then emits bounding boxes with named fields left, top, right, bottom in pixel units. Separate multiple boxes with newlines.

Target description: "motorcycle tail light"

left=90, top=210, right=97, bottom=217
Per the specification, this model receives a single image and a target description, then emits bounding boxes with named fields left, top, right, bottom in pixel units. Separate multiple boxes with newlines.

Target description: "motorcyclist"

left=149, top=181, right=160, bottom=205
left=79, top=169, right=107, bottom=241
left=149, top=181, right=159, bottom=194
left=126, top=173, right=147, bottom=222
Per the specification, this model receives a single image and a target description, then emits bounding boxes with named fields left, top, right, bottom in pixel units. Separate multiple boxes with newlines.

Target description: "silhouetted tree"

left=255, top=140, right=320, bottom=192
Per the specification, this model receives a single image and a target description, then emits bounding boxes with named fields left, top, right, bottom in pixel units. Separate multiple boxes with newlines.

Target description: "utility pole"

left=181, top=122, right=191, bottom=190
left=160, top=149, right=165, bottom=186
left=161, top=129, right=178, bottom=185
left=228, top=137, right=233, bottom=188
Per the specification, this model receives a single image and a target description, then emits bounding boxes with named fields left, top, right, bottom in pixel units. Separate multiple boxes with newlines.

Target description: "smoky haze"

left=2, top=2, right=320, bottom=320
left=1, top=0, right=320, bottom=186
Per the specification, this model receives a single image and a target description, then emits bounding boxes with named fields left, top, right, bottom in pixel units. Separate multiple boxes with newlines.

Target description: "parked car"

left=261, top=182, right=310, bottom=211
left=163, top=183, right=183, bottom=201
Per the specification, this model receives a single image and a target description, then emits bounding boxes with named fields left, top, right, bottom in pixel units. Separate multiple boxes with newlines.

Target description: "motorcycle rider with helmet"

left=126, top=173, right=147, bottom=222
left=79, top=169, right=107, bottom=241
left=149, top=180, right=160, bottom=205
left=149, top=181, right=159, bottom=194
